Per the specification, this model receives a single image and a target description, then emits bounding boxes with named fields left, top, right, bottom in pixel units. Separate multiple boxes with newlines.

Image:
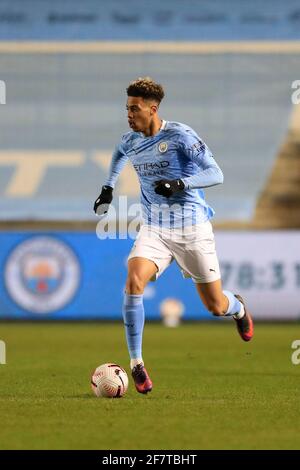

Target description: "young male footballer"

left=94, top=77, right=254, bottom=394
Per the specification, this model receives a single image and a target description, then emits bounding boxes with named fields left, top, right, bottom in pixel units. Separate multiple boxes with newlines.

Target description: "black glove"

left=154, top=179, right=185, bottom=198
left=93, top=185, right=113, bottom=215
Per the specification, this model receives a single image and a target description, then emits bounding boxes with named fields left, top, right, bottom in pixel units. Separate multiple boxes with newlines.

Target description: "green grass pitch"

left=0, top=321, right=299, bottom=450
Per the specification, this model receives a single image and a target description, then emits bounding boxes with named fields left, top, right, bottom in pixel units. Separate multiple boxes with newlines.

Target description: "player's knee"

left=126, top=274, right=145, bottom=295
left=205, top=300, right=224, bottom=317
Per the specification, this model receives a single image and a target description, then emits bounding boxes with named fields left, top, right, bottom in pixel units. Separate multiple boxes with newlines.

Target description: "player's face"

left=126, top=96, right=157, bottom=133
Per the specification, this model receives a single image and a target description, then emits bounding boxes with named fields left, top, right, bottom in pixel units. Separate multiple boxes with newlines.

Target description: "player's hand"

left=93, top=186, right=113, bottom=215
left=154, top=179, right=185, bottom=198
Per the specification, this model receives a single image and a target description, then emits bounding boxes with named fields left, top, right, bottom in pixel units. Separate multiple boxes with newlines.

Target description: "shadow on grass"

left=63, top=394, right=95, bottom=399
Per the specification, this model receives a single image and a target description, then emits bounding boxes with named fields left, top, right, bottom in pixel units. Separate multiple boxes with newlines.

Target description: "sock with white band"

left=223, top=290, right=245, bottom=319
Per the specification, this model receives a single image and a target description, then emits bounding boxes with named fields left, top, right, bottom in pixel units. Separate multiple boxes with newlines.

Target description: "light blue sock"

left=122, top=294, right=145, bottom=359
left=223, top=290, right=243, bottom=317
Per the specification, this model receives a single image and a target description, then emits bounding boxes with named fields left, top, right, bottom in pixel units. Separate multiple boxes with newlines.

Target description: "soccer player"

left=94, top=77, right=254, bottom=394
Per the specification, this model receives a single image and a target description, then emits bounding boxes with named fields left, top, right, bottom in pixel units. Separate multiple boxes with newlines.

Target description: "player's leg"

left=195, top=280, right=254, bottom=341
left=126, top=256, right=158, bottom=294
left=124, top=256, right=157, bottom=369
left=194, top=278, right=228, bottom=315
left=124, top=226, right=173, bottom=393
left=123, top=257, right=157, bottom=394
left=171, top=221, right=253, bottom=341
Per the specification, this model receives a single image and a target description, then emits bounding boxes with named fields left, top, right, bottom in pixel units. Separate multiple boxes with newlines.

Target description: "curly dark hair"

left=126, top=77, right=165, bottom=103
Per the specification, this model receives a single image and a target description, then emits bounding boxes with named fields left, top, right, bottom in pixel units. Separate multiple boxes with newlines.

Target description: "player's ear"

left=150, top=103, right=158, bottom=115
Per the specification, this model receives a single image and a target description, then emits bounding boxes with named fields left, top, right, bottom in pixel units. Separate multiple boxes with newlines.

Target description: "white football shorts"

left=127, top=220, right=221, bottom=283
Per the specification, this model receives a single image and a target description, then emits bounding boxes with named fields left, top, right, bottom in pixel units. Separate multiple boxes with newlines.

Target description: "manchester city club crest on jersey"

left=158, top=141, right=168, bottom=153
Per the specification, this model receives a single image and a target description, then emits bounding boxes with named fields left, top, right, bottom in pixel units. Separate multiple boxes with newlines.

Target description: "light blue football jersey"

left=105, top=120, right=223, bottom=228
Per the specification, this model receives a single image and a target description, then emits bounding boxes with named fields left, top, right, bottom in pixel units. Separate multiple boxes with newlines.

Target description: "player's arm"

left=93, top=144, right=128, bottom=215
left=180, top=139, right=224, bottom=190
left=154, top=134, right=223, bottom=198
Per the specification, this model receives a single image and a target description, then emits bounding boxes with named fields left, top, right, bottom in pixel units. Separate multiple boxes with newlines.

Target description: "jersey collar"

left=160, top=120, right=167, bottom=131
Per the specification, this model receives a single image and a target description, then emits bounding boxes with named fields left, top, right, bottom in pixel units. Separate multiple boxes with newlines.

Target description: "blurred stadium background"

left=1, top=0, right=300, bottom=453
left=0, top=0, right=300, bottom=322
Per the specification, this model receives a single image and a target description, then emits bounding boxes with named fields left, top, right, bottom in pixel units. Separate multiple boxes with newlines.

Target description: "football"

left=91, top=363, right=129, bottom=398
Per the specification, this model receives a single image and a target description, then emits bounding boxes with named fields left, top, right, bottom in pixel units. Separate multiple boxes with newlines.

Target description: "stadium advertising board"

left=0, top=231, right=299, bottom=320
